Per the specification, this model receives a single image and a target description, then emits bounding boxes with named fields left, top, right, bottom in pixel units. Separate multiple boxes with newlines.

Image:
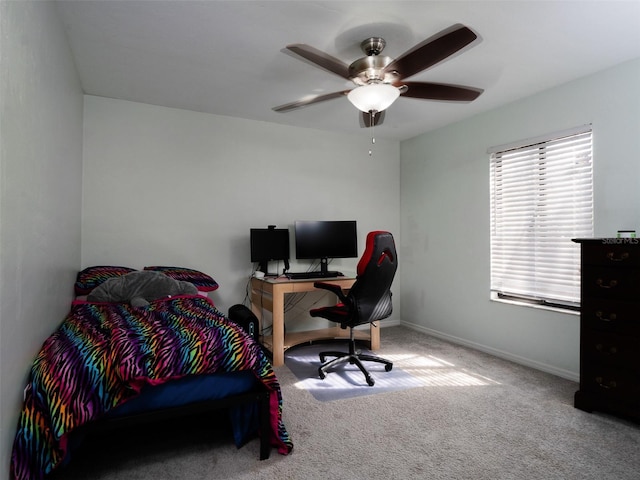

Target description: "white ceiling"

left=55, top=1, right=640, bottom=141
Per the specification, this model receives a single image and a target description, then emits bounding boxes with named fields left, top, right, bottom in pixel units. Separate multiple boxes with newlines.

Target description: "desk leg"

left=271, top=288, right=285, bottom=367
left=370, top=322, right=380, bottom=350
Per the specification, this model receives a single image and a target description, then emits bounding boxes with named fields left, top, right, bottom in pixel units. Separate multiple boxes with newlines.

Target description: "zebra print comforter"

left=10, top=295, right=293, bottom=480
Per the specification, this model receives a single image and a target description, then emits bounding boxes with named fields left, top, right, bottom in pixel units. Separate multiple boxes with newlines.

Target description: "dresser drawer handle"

left=606, top=251, right=630, bottom=262
left=595, top=311, right=617, bottom=322
left=595, top=344, right=618, bottom=355
left=596, top=278, right=618, bottom=289
left=595, top=377, right=617, bottom=389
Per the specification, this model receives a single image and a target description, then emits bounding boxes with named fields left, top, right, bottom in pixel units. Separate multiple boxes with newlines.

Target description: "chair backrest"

left=348, top=231, right=398, bottom=325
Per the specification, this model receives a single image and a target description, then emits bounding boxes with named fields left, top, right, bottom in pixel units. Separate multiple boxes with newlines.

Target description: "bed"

left=10, top=266, right=293, bottom=480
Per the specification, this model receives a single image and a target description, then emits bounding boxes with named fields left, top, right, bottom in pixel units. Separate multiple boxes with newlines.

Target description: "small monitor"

left=250, top=227, right=290, bottom=275
left=294, top=220, right=357, bottom=274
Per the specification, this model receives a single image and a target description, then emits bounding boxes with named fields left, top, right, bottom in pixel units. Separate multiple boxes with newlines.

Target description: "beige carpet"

left=51, top=326, right=640, bottom=479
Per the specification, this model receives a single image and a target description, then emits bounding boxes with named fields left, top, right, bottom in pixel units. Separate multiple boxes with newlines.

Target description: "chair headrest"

left=357, top=231, right=396, bottom=276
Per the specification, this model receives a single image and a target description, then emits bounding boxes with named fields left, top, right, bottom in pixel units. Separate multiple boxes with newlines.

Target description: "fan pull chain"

left=369, top=110, right=376, bottom=156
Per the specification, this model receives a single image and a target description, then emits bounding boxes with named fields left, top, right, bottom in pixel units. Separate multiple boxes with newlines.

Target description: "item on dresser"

left=573, top=238, right=640, bottom=421
left=10, top=293, right=293, bottom=480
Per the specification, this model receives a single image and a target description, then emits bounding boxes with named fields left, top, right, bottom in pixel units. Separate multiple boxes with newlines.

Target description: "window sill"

left=490, top=295, right=580, bottom=316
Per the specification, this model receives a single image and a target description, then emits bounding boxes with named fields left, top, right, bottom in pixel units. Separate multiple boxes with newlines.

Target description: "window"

left=489, top=125, right=593, bottom=311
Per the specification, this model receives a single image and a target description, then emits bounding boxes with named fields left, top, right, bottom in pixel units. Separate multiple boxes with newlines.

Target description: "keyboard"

left=286, top=271, right=344, bottom=280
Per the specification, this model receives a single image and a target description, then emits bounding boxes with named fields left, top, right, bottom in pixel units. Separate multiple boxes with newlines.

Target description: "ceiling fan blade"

left=385, top=24, right=478, bottom=80
left=273, top=90, right=350, bottom=112
left=286, top=44, right=351, bottom=79
left=360, top=110, right=385, bottom=128
left=400, top=82, right=483, bottom=102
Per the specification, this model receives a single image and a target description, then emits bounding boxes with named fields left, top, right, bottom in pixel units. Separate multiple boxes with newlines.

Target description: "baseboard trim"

left=380, top=318, right=401, bottom=327
left=401, top=320, right=579, bottom=382
left=354, top=318, right=401, bottom=330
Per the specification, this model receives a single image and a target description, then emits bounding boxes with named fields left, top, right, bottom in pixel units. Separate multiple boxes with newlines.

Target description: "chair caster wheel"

left=367, top=377, right=375, bottom=387
left=385, top=364, right=393, bottom=372
left=318, top=369, right=326, bottom=380
left=319, top=355, right=326, bottom=362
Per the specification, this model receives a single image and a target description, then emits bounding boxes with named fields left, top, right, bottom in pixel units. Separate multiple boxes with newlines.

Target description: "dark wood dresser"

left=573, top=238, right=640, bottom=420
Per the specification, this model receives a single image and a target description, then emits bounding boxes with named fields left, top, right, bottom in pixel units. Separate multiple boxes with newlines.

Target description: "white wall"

left=400, top=58, right=640, bottom=380
left=0, top=0, right=83, bottom=474
left=81, top=96, right=401, bottom=331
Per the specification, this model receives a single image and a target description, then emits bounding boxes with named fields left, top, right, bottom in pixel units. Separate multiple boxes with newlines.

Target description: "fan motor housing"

left=348, top=56, right=398, bottom=86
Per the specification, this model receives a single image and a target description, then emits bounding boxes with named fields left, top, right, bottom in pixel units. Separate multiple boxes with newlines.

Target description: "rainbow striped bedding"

left=10, top=295, right=293, bottom=480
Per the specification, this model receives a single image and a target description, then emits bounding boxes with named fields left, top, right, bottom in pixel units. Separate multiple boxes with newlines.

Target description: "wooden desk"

left=250, top=276, right=380, bottom=367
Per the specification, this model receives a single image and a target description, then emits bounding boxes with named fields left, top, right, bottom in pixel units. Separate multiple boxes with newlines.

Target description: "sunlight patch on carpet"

left=285, top=344, right=500, bottom=402
left=385, top=352, right=501, bottom=387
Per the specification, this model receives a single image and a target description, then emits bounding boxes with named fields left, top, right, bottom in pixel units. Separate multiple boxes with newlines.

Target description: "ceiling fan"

left=273, top=24, right=484, bottom=127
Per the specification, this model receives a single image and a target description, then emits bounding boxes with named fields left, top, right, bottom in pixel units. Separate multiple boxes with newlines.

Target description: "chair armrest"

left=313, top=281, right=348, bottom=303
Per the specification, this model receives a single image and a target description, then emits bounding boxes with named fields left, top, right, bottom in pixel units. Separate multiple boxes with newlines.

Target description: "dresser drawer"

left=582, top=298, right=640, bottom=335
left=581, top=366, right=640, bottom=401
left=583, top=241, right=640, bottom=267
left=582, top=330, right=640, bottom=369
left=583, top=266, right=640, bottom=299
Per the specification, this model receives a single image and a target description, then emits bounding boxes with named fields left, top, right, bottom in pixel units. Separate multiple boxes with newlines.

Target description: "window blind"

left=489, top=126, right=593, bottom=308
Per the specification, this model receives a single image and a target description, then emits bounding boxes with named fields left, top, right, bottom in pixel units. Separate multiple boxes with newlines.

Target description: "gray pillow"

left=87, top=270, right=198, bottom=306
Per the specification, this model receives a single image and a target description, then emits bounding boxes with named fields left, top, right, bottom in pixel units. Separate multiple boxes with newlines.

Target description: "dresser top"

left=572, top=238, right=639, bottom=244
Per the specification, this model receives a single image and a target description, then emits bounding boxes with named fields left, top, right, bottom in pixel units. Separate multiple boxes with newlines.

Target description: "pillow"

left=87, top=270, right=198, bottom=306
left=75, top=265, right=137, bottom=295
left=142, top=266, right=219, bottom=292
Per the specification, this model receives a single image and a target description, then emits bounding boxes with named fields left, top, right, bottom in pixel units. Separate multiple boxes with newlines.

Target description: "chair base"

left=318, top=334, right=393, bottom=387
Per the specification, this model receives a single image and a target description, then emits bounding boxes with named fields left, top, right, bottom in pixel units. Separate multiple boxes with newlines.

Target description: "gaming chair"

left=310, top=231, right=397, bottom=386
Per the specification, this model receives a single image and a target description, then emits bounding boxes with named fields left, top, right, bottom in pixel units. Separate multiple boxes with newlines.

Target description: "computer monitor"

left=250, top=227, right=290, bottom=275
left=294, top=220, right=357, bottom=275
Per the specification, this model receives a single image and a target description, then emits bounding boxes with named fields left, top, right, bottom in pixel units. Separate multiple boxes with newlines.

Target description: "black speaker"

left=228, top=304, right=260, bottom=342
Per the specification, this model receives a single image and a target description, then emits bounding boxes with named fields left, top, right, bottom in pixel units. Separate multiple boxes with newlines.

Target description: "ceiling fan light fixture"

left=347, top=83, right=400, bottom=113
